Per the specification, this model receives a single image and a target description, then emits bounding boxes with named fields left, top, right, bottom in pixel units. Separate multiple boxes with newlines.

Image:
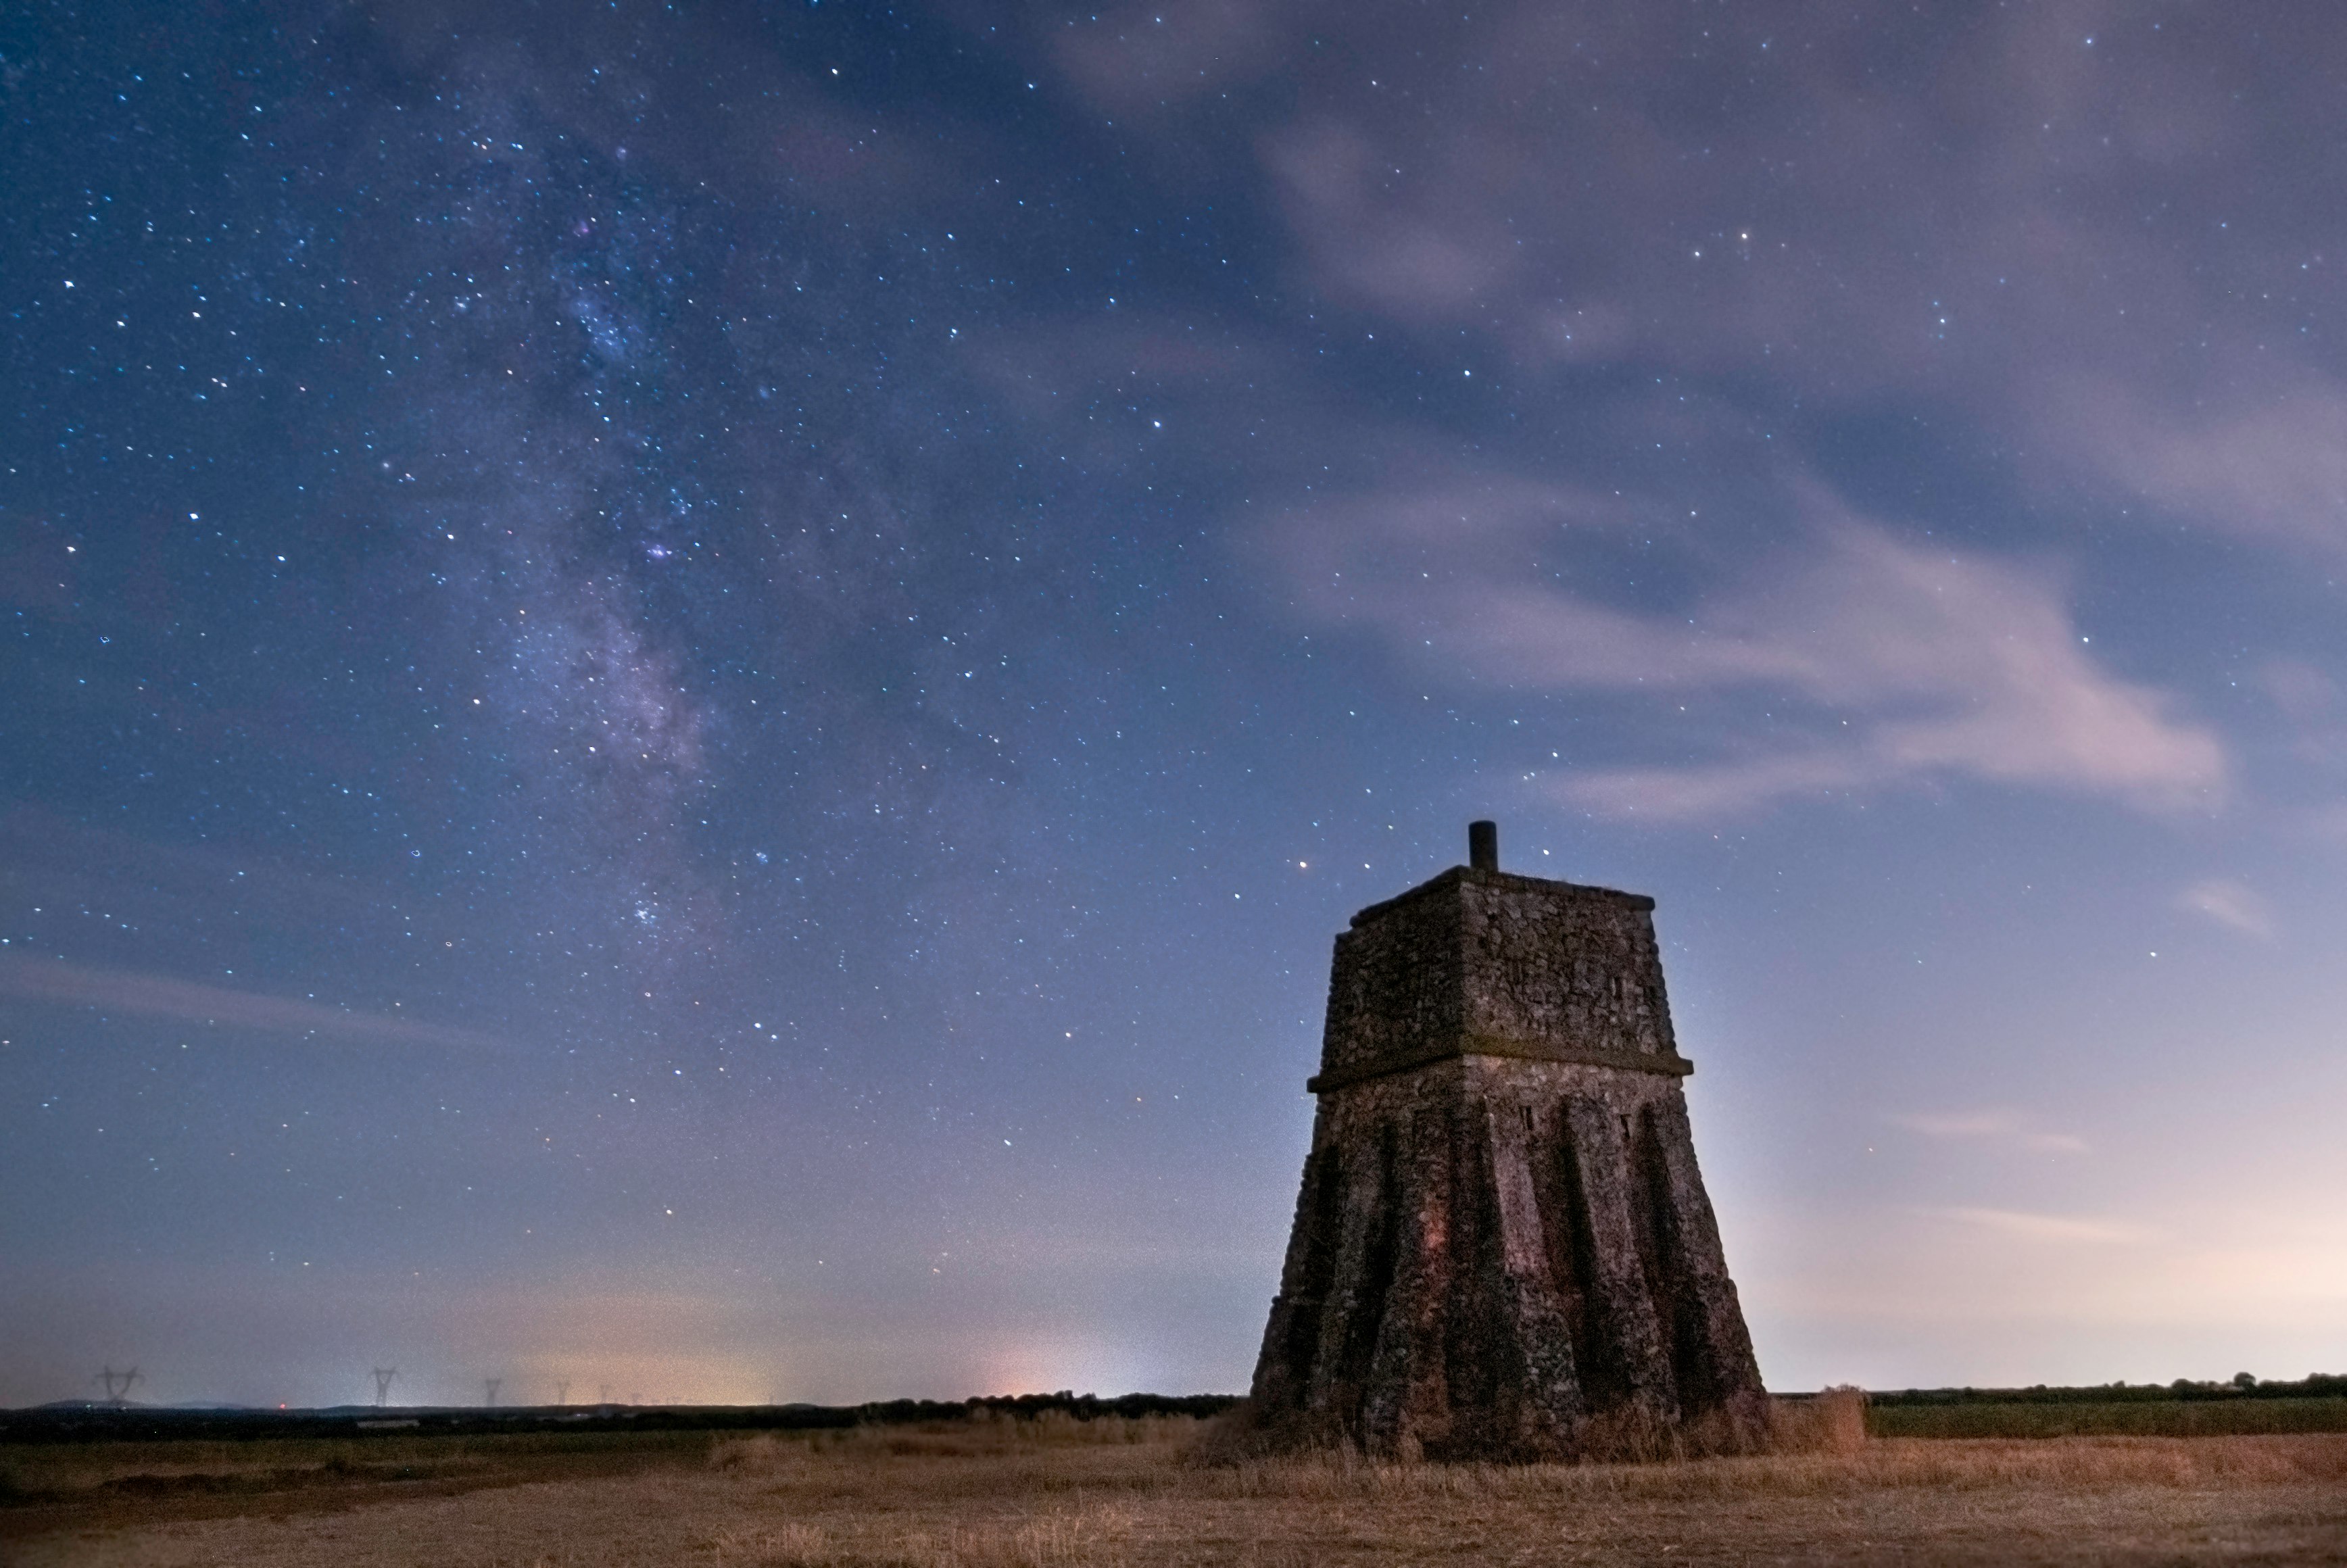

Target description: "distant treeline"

left=0, top=1391, right=1244, bottom=1447
left=15, top=1378, right=2347, bottom=1448
left=1864, top=1373, right=2346, bottom=1407
left=885, top=1392, right=1242, bottom=1423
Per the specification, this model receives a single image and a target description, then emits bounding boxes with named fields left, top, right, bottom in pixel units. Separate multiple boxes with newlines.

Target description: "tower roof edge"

left=1347, top=864, right=1657, bottom=929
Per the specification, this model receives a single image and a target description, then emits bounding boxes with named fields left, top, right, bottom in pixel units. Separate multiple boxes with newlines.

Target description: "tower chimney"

left=1468, top=819, right=1498, bottom=871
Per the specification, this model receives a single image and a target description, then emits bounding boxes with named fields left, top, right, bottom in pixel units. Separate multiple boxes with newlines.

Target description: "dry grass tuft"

left=710, top=1415, right=1184, bottom=1472
left=1768, top=1386, right=1870, bottom=1454
left=703, top=1520, right=828, bottom=1565
left=1194, top=1392, right=1809, bottom=1467
left=886, top=1504, right=1139, bottom=1568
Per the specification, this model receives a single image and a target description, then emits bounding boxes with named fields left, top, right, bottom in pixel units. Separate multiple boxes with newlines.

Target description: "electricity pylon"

left=483, top=1377, right=500, bottom=1408
left=371, top=1368, right=397, bottom=1407
left=95, top=1365, right=141, bottom=1408
left=555, top=1380, right=571, bottom=1407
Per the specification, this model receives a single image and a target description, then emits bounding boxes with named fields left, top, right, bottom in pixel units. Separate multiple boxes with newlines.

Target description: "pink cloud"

left=0, top=956, right=505, bottom=1052
left=1933, top=1208, right=2153, bottom=1247
left=2176, top=879, right=2275, bottom=939
left=1893, top=1109, right=2089, bottom=1156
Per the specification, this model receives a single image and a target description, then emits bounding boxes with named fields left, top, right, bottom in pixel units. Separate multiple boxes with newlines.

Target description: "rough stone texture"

left=1250, top=862, right=1766, bottom=1461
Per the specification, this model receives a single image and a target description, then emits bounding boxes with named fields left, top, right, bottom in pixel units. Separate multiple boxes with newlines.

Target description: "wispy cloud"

left=1080, top=0, right=2347, bottom=574
left=1274, top=477, right=2228, bottom=820
left=1932, top=1208, right=2154, bottom=1246
left=1892, top=1110, right=2089, bottom=1155
left=2177, top=879, right=2275, bottom=939
left=1052, top=0, right=1284, bottom=113
left=2054, top=376, right=2347, bottom=567
left=0, top=956, right=505, bottom=1052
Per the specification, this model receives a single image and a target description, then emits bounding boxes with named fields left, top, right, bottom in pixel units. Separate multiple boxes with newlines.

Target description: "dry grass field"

left=9, top=1404, right=2347, bottom=1567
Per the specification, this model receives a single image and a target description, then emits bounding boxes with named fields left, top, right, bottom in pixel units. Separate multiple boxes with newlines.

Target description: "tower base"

left=1248, top=1056, right=1766, bottom=1461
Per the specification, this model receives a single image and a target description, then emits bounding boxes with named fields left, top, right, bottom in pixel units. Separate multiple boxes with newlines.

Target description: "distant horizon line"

left=12, top=1372, right=2344, bottom=1419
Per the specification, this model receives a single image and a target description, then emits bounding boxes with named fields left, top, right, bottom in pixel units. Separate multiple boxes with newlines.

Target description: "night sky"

left=6, top=2, right=2346, bottom=1411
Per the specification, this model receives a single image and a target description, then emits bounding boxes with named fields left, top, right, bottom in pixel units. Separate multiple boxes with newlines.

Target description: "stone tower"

left=1247, top=822, right=1765, bottom=1461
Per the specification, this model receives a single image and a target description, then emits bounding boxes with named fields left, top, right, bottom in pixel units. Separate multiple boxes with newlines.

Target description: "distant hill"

left=29, top=1400, right=259, bottom=1413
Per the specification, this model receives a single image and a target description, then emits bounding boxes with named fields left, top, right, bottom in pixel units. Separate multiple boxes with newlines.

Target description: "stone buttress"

left=1247, top=824, right=1766, bottom=1460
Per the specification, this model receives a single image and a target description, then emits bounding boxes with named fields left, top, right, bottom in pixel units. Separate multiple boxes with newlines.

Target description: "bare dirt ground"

left=11, top=1416, right=2347, bottom=1567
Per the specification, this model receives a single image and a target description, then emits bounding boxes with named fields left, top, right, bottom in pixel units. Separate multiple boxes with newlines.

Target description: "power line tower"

left=370, top=1368, right=397, bottom=1408
left=483, top=1377, right=500, bottom=1409
left=95, top=1365, right=142, bottom=1408
left=555, top=1380, right=571, bottom=1408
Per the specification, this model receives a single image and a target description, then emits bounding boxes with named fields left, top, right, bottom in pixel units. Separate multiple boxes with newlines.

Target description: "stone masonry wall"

left=1317, top=868, right=1680, bottom=1087
left=1251, top=1058, right=1761, bottom=1459
left=1316, top=877, right=1464, bottom=1081
left=1458, top=875, right=1676, bottom=1058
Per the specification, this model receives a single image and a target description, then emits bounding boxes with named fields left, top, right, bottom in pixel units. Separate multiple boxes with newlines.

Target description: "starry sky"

left=5, top=1, right=2346, bottom=1411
